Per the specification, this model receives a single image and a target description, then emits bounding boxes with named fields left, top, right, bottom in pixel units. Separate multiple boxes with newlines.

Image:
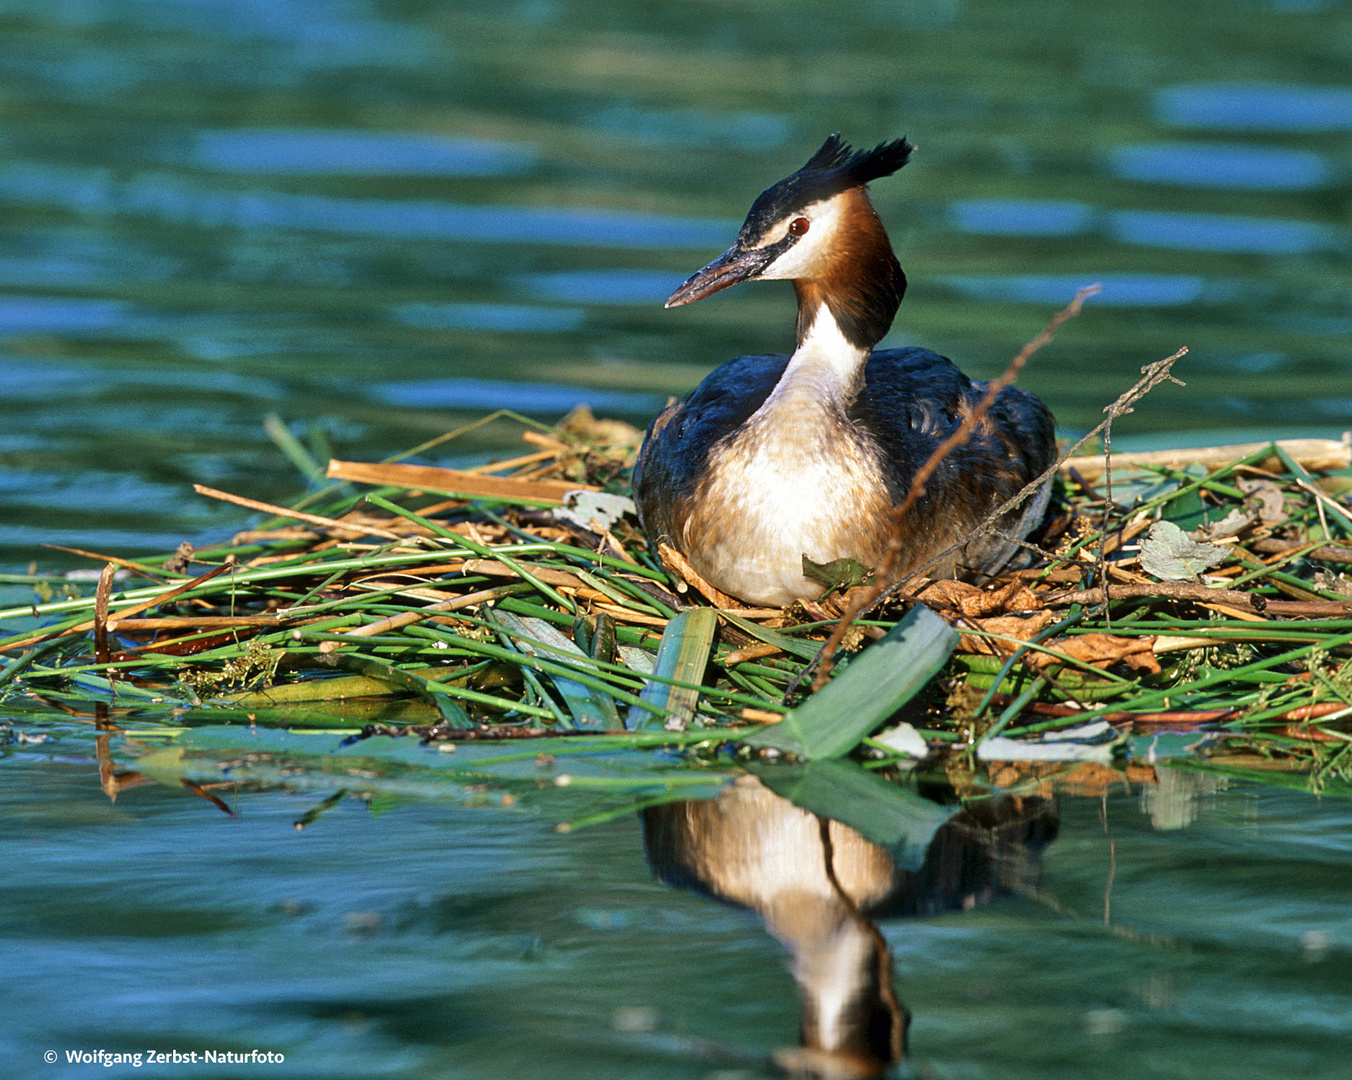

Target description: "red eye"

left=788, top=216, right=810, bottom=237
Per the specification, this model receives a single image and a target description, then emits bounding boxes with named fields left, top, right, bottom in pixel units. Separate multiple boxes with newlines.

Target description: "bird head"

left=665, top=135, right=913, bottom=310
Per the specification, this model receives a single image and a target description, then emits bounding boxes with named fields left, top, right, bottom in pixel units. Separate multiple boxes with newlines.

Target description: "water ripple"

left=949, top=200, right=1096, bottom=236
left=950, top=199, right=1336, bottom=255
left=1107, top=143, right=1332, bottom=190
left=941, top=274, right=1207, bottom=306
left=1108, top=210, right=1336, bottom=255
left=516, top=270, right=684, bottom=304
left=392, top=303, right=585, bottom=332
left=194, top=131, right=537, bottom=177
left=1157, top=83, right=1352, bottom=132
left=585, top=106, right=790, bottom=149
left=0, top=164, right=733, bottom=250
left=374, top=378, right=662, bottom=415
left=0, top=295, right=129, bottom=334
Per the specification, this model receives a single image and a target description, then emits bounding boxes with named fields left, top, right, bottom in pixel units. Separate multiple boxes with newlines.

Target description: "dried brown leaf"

left=1031, top=632, right=1161, bottom=674
left=918, top=578, right=1041, bottom=618
left=957, top=611, right=1058, bottom=656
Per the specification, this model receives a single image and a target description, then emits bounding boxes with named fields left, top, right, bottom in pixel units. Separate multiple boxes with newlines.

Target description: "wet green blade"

left=318, top=653, right=474, bottom=727
left=131, top=726, right=738, bottom=823
left=1275, top=443, right=1352, bottom=537
left=0, top=638, right=66, bottom=691
left=718, top=611, right=822, bottom=660
left=263, top=412, right=324, bottom=482
left=217, top=665, right=480, bottom=706
left=751, top=759, right=958, bottom=871
left=494, top=611, right=621, bottom=731
left=626, top=607, right=717, bottom=730
left=743, top=605, right=957, bottom=759
left=66, top=673, right=181, bottom=701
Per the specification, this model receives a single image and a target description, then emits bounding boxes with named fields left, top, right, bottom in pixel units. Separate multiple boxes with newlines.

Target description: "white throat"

left=762, top=302, right=869, bottom=415
left=683, top=301, right=885, bottom=606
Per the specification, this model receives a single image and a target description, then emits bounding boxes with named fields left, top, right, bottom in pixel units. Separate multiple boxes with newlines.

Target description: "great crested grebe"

left=632, top=135, right=1056, bottom=608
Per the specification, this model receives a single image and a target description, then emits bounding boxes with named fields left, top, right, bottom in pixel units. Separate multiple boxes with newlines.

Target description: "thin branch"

left=922, top=347, right=1188, bottom=584
left=979, top=696, right=1352, bottom=728
left=1251, top=538, right=1352, bottom=565
left=879, top=285, right=1103, bottom=582
left=193, top=483, right=406, bottom=541
left=810, top=286, right=1099, bottom=689
left=1098, top=392, right=1115, bottom=628
left=1044, top=581, right=1259, bottom=608
left=811, top=303, right=1187, bottom=689
left=1044, top=581, right=1352, bottom=618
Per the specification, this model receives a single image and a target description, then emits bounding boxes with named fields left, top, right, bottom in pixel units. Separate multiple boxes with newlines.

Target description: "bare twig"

left=811, top=286, right=1115, bottom=689
left=1044, top=581, right=1352, bottom=619
left=0, top=557, right=238, bottom=653
left=981, top=696, right=1352, bottom=728
left=1251, top=538, right=1352, bottom=565
left=194, top=484, right=406, bottom=541
left=1044, top=581, right=1260, bottom=608
left=811, top=337, right=1187, bottom=688
left=1098, top=396, right=1115, bottom=627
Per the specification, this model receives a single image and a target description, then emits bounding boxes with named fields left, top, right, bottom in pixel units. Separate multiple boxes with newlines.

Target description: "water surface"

left=2, top=731, right=1349, bottom=1080
left=2, top=0, right=1350, bottom=565
left=2, top=2, right=1351, bottom=1076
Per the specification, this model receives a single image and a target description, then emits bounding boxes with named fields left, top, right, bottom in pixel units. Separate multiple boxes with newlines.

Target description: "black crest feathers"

left=797, top=134, right=914, bottom=188
left=740, top=135, right=914, bottom=239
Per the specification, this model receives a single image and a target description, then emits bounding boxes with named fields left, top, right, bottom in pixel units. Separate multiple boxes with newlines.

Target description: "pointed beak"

left=665, top=242, right=773, bottom=308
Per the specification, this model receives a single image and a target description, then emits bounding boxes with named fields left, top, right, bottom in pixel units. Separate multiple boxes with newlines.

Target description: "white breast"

left=685, top=393, right=889, bottom=606
left=679, top=305, right=893, bottom=607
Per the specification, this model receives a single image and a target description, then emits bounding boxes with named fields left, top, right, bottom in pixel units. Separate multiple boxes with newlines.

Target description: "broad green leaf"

left=315, top=653, right=473, bottom=727
left=626, top=607, right=716, bottom=730
left=1159, top=469, right=1208, bottom=531
left=219, top=666, right=456, bottom=706
left=751, top=759, right=957, bottom=871
left=801, top=554, right=873, bottom=590
left=617, top=645, right=655, bottom=675
left=185, top=702, right=438, bottom=727
left=743, top=605, right=957, bottom=759
left=493, top=611, right=620, bottom=730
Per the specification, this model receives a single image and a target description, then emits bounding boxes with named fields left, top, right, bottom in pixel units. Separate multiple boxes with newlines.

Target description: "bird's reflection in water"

left=642, top=774, right=1059, bottom=1079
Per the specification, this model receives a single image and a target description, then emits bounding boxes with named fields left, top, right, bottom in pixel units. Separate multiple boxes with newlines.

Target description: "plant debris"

left=4, top=400, right=1352, bottom=806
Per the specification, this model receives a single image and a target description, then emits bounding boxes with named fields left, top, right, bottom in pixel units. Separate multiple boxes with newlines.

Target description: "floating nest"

left=5, top=402, right=1352, bottom=800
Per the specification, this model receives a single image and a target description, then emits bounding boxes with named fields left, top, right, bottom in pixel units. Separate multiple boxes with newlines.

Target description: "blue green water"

left=3, top=1, right=1352, bottom=1076
left=3, top=734, right=1350, bottom=1080
left=3, top=0, right=1352, bottom=566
